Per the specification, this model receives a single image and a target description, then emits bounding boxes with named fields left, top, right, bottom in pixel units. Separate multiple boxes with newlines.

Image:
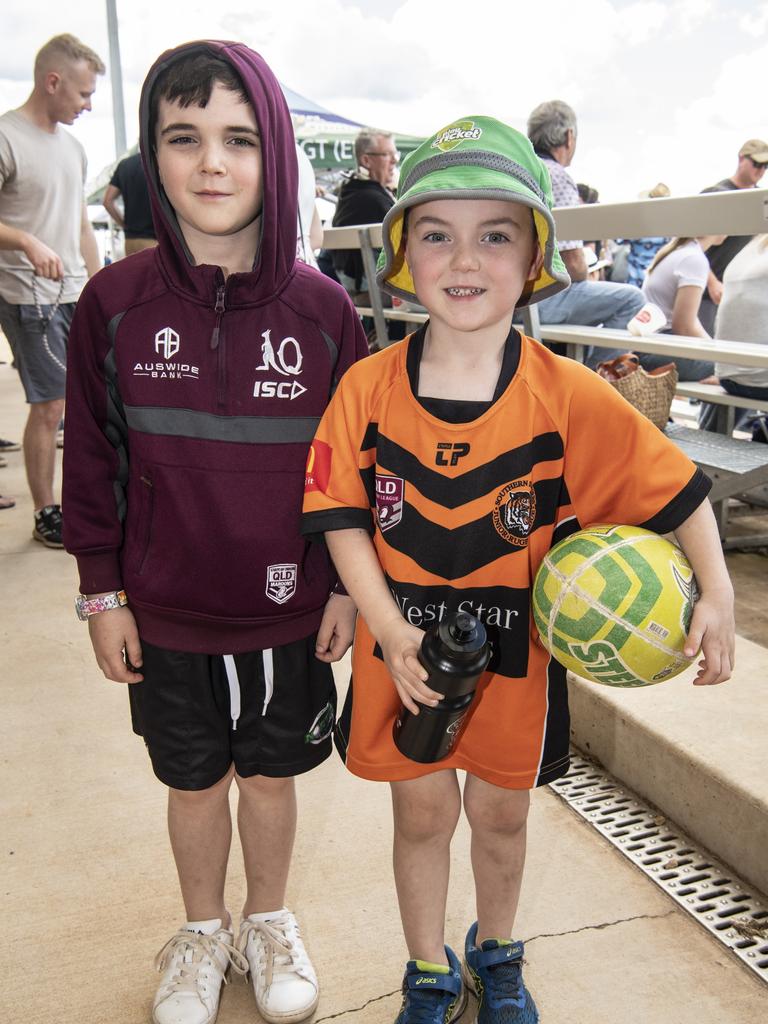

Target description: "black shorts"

left=128, top=635, right=337, bottom=790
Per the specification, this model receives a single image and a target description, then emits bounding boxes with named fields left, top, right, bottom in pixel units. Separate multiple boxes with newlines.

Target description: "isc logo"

left=253, top=380, right=307, bottom=400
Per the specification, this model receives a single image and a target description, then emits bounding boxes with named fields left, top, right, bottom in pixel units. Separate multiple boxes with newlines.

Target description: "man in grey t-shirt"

left=0, top=34, right=105, bottom=547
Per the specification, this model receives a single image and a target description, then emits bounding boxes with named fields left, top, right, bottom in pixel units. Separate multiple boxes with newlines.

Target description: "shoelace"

left=238, top=915, right=313, bottom=989
left=154, top=930, right=248, bottom=996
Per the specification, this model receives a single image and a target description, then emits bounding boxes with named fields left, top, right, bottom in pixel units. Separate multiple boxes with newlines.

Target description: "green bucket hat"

left=376, top=115, right=570, bottom=307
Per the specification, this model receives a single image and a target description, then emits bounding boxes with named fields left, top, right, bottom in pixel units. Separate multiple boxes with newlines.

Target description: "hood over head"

left=376, top=115, right=571, bottom=308
left=139, top=40, right=298, bottom=304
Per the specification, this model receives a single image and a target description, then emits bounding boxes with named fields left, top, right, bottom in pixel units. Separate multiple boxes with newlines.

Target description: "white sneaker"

left=152, top=917, right=248, bottom=1024
left=238, top=909, right=319, bottom=1023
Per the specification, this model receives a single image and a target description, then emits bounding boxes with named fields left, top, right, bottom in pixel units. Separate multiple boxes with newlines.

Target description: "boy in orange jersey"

left=302, top=117, right=735, bottom=1024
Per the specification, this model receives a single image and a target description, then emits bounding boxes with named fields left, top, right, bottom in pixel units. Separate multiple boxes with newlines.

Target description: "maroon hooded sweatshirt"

left=63, top=41, right=368, bottom=653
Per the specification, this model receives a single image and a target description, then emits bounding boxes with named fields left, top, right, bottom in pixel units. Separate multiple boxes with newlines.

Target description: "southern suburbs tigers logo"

left=493, top=480, right=536, bottom=546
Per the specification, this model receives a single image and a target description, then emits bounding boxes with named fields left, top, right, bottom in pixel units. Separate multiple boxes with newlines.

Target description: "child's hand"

left=315, top=593, right=357, bottom=663
left=684, top=589, right=735, bottom=685
left=378, top=616, right=444, bottom=714
left=88, top=606, right=144, bottom=683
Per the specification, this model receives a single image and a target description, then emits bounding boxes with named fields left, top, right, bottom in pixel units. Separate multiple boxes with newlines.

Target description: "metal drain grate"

left=551, top=752, right=768, bottom=983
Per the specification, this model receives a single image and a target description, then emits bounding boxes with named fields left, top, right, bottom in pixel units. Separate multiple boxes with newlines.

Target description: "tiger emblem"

left=493, top=480, right=536, bottom=546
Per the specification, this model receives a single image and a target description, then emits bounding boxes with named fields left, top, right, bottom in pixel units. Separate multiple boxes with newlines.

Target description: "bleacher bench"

left=664, top=424, right=768, bottom=547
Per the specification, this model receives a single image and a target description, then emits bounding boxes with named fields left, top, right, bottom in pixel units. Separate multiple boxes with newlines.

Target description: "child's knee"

left=463, top=783, right=530, bottom=836
left=392, top=778, right=461, bottom=842
left=234, top=771, right=295, bottom=797
left=169, top=765, right=234, bottom=805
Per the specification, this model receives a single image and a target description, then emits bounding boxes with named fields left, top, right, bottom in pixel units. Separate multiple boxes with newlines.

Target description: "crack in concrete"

left=315, top=988, right=400, bottom=1021
left=525, top=909, right=676, bottom=943
left=312, top=911, right=676, bottom=1020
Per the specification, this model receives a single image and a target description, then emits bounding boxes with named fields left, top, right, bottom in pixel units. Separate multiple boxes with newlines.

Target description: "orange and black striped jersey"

left=302, top=329, right=710, bottom=789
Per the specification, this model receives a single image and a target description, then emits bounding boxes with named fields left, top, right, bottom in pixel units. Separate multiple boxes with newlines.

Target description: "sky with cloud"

left=0, top=0, right=765, bottom=202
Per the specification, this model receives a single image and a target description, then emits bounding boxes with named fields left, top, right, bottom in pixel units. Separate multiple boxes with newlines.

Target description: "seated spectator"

left=577, top=182, right=603, bottom=254
left=525, top=100, right=645, bottom=366
left=640, top=235, right=724, bottom=382
left=698, top=139, right=768, bottom=335
left=584, top=247, right=611, bottom=281
left=699, top=234, right=768, bottom=439
left=331, top=129, right=398, bottom=302
left=103, top=151, right=157, bottom=255
left=619, top=182, right=670, bottom=287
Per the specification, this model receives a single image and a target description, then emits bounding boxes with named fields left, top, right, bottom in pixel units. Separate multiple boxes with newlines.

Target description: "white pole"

left=106, top=0, right=127, bottom=158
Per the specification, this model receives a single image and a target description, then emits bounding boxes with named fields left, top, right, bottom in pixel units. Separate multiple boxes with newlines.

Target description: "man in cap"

left=699, top=139, right=768, bottom=334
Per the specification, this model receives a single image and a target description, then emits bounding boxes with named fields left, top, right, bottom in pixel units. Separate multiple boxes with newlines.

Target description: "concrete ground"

left=1, top=339, right=766, bottom=1022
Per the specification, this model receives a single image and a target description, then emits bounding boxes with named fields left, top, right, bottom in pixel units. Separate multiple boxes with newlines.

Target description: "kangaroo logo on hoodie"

left=253, top=328, right=308, bottom=400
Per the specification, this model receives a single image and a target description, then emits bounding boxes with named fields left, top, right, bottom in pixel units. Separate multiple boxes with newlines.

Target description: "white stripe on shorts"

left=223, top=654, right=241, bottom=731
left=262, top=648, right=274, bottom=717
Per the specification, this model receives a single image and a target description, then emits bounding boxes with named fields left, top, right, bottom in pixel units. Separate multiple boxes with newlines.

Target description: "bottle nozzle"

left=449, top=612, right=477, bottom=645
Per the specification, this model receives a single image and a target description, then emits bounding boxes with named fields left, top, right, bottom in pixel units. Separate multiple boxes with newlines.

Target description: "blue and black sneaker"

left=394, top=945, right=467, bottom=1024
left=463, top=923, right=538, bottom=1023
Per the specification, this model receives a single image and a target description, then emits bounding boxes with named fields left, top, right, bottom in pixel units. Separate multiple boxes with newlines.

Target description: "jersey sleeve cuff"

left=301, top=507, right=374, bottom=538
left=640, top=467, right=712, bottom=534
left=73, top=551, right=124, bottom=595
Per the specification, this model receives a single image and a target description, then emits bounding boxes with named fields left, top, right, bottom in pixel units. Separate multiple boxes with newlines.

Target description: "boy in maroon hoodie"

left=63, top=42, right=367, bottom=1024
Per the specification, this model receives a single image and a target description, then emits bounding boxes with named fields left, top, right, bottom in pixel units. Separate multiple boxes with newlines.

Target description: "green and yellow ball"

left=533, top=525, right=697, bottom=687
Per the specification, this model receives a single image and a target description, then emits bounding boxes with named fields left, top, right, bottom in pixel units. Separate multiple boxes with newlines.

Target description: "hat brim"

left=376, top=169, right=570, bottom=308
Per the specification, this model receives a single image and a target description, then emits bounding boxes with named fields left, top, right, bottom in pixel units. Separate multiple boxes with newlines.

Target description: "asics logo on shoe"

left=416, top=977, right=438, bottom=985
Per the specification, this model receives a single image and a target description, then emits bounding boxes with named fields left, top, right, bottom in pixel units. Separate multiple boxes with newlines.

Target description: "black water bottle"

left=394, top=612, right=491, bottom=764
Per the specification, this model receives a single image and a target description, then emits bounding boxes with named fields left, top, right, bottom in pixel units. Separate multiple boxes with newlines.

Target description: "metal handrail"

left=320, top=189, right=768, bottom=347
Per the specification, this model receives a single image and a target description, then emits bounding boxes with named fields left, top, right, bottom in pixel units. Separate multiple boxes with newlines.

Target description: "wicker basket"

left=610, top=364, right=679, bottom=429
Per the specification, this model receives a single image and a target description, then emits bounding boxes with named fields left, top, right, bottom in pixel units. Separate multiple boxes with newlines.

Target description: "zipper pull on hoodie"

left=211, top=285, right=226, bottom=349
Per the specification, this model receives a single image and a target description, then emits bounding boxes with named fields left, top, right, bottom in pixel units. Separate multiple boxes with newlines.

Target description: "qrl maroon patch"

left=266, top=563, right=297, bottom=605
left=375, top=474, right=404, bottom=532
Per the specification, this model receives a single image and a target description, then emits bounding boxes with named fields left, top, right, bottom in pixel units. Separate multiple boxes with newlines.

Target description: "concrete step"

left=568, top=633, right=768, bottom=896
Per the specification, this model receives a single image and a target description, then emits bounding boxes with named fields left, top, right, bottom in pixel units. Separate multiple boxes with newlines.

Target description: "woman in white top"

left=699, top=234, right=768, bottom=438
left=639, top=234, right=725, bottom=382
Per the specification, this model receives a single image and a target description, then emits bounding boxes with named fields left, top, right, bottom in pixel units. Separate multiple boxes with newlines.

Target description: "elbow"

left=670, top=317, right=696, bottom=338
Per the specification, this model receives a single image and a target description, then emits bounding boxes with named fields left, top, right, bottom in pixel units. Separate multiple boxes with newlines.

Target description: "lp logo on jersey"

left=266, top=563, right=297, bottom=605
left=436, top=442, right=470, bottom=467
left=375, top=474, right=404, bottom=532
